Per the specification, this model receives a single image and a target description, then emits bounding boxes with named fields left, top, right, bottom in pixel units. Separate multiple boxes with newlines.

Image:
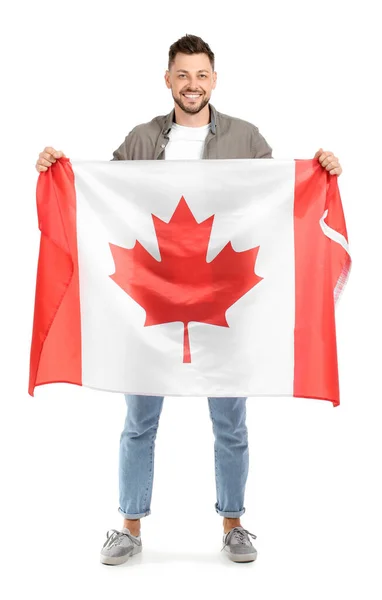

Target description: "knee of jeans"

left=123, top=413, right=162, bottom=438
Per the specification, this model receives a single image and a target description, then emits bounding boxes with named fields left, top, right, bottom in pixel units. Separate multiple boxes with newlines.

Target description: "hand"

left=314, top=148, right=342, bottom=176
left=35, top=147, right=66, bottom=173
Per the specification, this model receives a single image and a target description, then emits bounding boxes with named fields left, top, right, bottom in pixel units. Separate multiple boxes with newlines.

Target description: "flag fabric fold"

left=29, top=157, right=351, bottom=406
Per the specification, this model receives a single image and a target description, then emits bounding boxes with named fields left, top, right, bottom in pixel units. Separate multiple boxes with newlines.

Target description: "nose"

left=185, top=75, right=203, bottom=90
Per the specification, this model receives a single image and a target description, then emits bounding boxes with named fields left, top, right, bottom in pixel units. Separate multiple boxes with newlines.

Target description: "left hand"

left=314, top=148, right=342, bottom=176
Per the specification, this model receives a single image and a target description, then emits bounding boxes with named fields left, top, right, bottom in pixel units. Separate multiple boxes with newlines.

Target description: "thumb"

left=314, top=147, right=323, bottom=159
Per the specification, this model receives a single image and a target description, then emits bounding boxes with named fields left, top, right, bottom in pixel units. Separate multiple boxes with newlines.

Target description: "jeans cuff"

left=214, top=502, right=246, bottom=517
left=118, top=507, right=151, bottom=519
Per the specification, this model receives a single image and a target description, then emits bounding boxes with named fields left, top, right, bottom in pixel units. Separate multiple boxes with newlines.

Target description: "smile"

left=183, top=94, right=202, bottom=99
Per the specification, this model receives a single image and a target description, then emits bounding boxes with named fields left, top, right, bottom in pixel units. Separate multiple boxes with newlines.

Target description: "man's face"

left=165, top=52, right=217, bottom=115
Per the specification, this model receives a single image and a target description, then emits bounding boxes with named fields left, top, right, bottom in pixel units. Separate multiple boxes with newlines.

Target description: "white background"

left=0, top=0, right=381, bottom=598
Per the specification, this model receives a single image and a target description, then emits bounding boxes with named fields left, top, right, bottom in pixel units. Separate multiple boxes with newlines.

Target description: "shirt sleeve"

left=251, top=127, right=273, bottom=158
left=110, top=129, right=136, bottom=161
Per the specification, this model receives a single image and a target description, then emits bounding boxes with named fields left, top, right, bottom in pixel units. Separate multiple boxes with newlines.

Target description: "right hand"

left=35, top=147, right=66, bottom=172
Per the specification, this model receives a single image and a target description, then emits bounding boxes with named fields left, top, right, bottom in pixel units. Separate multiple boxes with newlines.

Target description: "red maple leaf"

left=109, top=196, right=263, bottom=363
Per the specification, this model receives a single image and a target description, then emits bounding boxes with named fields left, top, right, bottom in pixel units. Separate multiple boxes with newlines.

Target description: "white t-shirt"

left=164, top=122, right=211, bottom=160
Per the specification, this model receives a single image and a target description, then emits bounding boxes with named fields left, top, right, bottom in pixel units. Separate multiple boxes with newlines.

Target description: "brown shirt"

left=111, top=103, right=272, bottom=161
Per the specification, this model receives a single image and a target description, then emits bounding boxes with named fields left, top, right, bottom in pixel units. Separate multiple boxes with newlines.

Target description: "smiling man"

left=35, top=33, right=343, bottom=567
left=170, top=62, right=212, bottom=115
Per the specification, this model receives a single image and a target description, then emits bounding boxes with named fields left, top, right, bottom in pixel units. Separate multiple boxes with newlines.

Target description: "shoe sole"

left=224, top=550, right=257, bottom=563
left=100, top=543, right=142, bottom=565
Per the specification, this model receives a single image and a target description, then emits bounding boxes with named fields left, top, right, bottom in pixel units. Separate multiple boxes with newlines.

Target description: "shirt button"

left=161, top=144, right=165, bottom=148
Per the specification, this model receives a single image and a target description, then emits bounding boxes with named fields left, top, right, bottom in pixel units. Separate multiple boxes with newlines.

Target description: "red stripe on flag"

left=293, top=160, right=349, bottom=407
left=28, top=158, right=81, bottom=396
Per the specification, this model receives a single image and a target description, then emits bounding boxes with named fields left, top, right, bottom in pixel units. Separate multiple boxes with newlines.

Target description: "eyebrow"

left=175, top=69, right=209, bottom=73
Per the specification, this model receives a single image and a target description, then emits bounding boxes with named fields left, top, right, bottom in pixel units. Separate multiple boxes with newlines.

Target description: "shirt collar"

left=162, top=102, right=216, bottom=135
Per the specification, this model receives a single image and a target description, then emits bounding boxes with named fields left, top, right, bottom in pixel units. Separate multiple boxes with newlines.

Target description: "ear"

left=164, top=70, right=171, bottom=89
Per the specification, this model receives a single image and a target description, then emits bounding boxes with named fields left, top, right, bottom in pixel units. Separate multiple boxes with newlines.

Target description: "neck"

left=173, top=103, right=210, bottom=127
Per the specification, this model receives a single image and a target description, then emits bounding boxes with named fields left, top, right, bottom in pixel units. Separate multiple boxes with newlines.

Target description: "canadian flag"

left=29, top=157, right=351, bottom=407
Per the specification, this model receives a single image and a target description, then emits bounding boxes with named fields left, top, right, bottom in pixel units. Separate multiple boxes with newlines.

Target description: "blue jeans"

left=118, top=394, right=249, bottom=519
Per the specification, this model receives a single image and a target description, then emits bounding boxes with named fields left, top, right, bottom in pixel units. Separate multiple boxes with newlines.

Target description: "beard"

left=173, top=90, right=210, bottom=115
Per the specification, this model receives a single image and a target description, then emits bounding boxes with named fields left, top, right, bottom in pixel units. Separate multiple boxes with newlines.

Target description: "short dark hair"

left=168, top=34, right=215, bottom=72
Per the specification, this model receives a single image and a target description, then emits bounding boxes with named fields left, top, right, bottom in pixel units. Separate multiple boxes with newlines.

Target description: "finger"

left=42, top=147, right=66, bottom=159
left=38, top=157, right=54, bottom=168
left=320, top=154, right=336, bottom=167
left=329, top=167, right=341, bottom=175
left=36, top=164, right=48, bottom=172
left=39, top=152, right=56, bottom=164
left=317, top=150, right=333, bottom=163
left=323, top=159, right=339, bottom=170
left=43, top=146, right=58, bottom=157
left=314, top=148, right=323, bottom=159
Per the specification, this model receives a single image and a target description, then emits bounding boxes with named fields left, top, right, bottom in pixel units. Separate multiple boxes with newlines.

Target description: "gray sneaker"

left=100, top=528, right=142, bottom=565
left=221, top=526, right=258, bottom=563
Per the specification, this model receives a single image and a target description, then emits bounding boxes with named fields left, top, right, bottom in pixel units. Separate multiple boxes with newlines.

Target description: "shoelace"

left=221, top=526, right=257, bottom=551
left=102, top=529, right=140, bottom=549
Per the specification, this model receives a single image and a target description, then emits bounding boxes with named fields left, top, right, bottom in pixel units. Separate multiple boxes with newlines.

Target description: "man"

left=35, top=34, right=342, bottom=566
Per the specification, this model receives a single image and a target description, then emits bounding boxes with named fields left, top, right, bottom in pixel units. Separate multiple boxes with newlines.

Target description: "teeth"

left=184, top=94, right=201, bottom=98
